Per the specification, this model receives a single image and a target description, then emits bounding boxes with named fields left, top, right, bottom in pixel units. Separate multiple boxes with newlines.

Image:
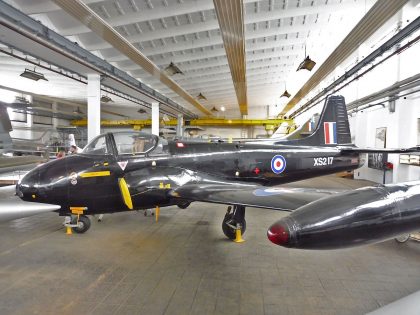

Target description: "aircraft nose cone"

left=267, top=220, right=290, bottom=246
left=16, top=168, right=39, bottom=200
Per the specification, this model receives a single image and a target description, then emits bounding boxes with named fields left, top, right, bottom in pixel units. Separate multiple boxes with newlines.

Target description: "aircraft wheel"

left=395, top=234, right=410, bottom=243
left=72, top=215, right=91, bottom=234
left=222, top=210, right=246, bottom=240
left=177, top=202, right=191, bottom=209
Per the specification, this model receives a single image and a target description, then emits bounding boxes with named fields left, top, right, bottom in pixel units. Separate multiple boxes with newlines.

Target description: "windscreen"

left=82, top=135, right=109, bottom=155
left=113, top=132, right=157, bottom=155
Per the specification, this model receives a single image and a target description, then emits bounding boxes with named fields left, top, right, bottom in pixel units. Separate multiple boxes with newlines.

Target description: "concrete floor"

left=0, top=175, right=419, bottom=315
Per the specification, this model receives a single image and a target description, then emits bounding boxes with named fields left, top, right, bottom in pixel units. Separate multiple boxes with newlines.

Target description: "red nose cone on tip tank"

left=267, top=222, right=290, bottom=246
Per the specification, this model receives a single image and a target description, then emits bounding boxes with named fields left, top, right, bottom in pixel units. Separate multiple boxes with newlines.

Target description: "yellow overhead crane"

left=71, top=118, right=294, bottom=131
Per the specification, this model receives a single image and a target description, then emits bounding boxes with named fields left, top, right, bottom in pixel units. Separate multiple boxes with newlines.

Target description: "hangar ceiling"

left=2, top=0, right=377, bottom=118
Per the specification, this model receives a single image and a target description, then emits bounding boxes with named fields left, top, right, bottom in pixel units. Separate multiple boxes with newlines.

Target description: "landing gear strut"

left=222, top=205, right=246, bottom=240
left=64, top=215, right=91, bottom=234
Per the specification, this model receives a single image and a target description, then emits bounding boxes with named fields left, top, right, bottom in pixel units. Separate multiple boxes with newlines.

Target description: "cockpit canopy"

left=82, top=131, right=167, bottom=156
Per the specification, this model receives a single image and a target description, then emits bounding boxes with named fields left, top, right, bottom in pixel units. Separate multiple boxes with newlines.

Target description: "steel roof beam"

left=62, top=0, right=371, bottom=37
left=106, top=35, right=307, bottom=62
left=85, top=14, right=348, bottom=51
left=201, top=0, right=246, bottom=113
left=123, top=53, right=296, bottom=75
left=53, top=0, right=212, bottom=116
left=279, top=0, right=409, bottom=116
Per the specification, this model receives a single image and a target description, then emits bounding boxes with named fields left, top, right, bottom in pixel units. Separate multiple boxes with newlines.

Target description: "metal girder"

left=165, top=68, right=289, bottom=89
left=289, top=16, right=420, bottom=118
left=107, top=36, right=308, bottom=62
left=205, top=1, right=246, bottom=114
left=16, top=0, right=100, bottom=15
left=84, top=16, right=340, bottom=51
left=150, top=47, right=297, bottom=67
left=60, top=0, right=215, bottom=36
left=52, top=0, right=212, bottom=116
left=121, top=53, right=295, bottom=74
left=0, top=1, right=197, bottom=118
left=63, top=0, right=371, bottom=38
left=160, top=71, right=290, bottom=97
left=71, top=117, right=292, bottom=128
left=279, top=0, right=410, bottom=116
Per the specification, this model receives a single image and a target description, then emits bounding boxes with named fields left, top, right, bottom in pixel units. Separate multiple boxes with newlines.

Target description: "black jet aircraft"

left=12, top=96, right=419, bottom=239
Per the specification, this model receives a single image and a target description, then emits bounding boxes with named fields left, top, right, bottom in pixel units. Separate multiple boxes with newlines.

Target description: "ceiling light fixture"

left=137, top=108, right=147, bottom=114
left=14, top=95, right=30, bottom=104
left=196, top=93, right=207, bottom=101
left=220, top=106, right=226, bottom=112
left=20, top=68, right=48, bottom=81
left=280, top=83, right=291, bottom=98
left=296, top=45, right=316, bottom=72
left=210, top=106, right=219, bottom=113
left=101, top=95, right=113, bottom=102
left=73, top=107, right=83, bottom=115
left=164, top=62, right=184, bottom=76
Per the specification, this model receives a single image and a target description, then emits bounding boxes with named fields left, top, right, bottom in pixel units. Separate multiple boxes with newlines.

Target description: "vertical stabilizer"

left=276, top=95, right=351, bottom=146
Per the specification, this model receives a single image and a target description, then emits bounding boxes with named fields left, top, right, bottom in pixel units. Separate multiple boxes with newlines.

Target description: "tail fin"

left=278, top=95, right=351, bottom=146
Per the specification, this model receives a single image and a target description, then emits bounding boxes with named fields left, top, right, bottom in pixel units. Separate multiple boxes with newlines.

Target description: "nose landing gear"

left=64, top=215, right=91, bottom=234
left=222, top=205, right=246, bottom=240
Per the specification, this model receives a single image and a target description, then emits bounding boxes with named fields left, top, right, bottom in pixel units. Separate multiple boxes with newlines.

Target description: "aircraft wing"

left=0, top=185, right=60, bottom=222
left=170, top=184, right=337, bottom=211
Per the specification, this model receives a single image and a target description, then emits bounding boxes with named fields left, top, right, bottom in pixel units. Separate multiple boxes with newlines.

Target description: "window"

left=113, top=132, right=156, bottom=155
left=82, top=135, right=108, bottom=155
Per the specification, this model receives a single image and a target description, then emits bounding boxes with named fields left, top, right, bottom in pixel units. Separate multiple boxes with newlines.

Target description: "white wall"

left=289, top=2, right=420, bottom=184
left=350, top=94, right=420, bottom=183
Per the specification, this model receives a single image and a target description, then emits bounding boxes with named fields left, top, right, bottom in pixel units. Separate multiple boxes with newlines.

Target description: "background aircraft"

left=6, top=96, right=420, bottom=242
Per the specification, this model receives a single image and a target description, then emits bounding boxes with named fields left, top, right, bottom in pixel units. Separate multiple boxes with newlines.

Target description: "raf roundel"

left=271, top=155, right=287, bottom=174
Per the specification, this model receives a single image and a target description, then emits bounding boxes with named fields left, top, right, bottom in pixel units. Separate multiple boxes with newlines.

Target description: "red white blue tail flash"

left=324, top=122, right=337, bottom=144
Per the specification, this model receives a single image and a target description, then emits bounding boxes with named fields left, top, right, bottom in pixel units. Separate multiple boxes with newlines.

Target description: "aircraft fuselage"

left=17, top=140, right=360, bottom=216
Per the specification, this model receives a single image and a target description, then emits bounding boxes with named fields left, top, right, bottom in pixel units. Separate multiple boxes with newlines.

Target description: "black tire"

left=177, top=202, right=191, bottom=209
left=222, top=212, right=246, bottom=240
left=71, top=215, right=91, bottom=234
left=395, top=234, right=410, bottom=243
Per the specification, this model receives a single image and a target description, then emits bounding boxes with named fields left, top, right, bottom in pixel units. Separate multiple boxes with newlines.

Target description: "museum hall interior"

left=0, top=0, right=419, bottom=314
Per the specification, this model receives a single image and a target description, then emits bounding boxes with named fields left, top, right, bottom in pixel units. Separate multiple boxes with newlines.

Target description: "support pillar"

left=26, top=95, right=33, bottom=140
left=151, top=102, right=159, bottom=136
left=52, top=101, right=58, bottom=128
left=176, top=114, right=184, bottom=138
left=87, top=74, right=101, bottom=142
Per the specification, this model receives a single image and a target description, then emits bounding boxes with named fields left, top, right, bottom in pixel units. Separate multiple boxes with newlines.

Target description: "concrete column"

left=151, top=102, right=159, bottom=136
left=52, top=101, right=58, bottom=128
left=87, top=74, right=101, bottom=142
left=26, top=95, right=33, bottom=140
left=176, top=114, right=184, bottom=138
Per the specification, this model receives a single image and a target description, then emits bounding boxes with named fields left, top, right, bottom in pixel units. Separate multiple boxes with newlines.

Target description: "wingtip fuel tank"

left=268, top=181, right=420, bottom=249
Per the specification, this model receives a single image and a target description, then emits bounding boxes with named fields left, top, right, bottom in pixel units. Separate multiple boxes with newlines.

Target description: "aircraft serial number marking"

left=313, top=157, right=334, bottom=166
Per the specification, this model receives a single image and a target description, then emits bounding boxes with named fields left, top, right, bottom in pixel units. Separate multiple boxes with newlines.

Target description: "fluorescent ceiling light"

left=20, top=68, right=48, bottom=81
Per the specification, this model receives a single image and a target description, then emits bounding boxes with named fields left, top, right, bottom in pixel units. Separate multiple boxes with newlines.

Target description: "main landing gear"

left=64, top=215, right=91, bottom=234
left=222, top=205, right=246, bottom=241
